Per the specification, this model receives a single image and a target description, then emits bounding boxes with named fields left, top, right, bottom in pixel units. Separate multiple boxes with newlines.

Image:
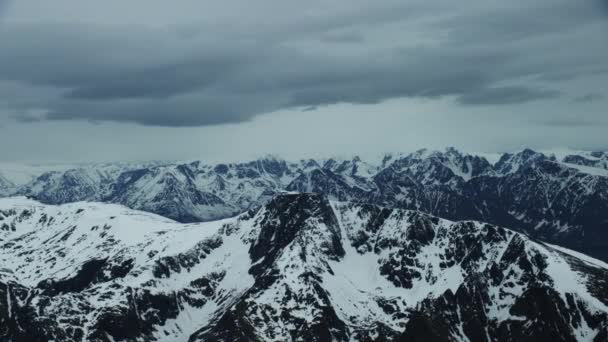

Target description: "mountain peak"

left=1, top=196, right=608, bottom=341
left=494, top=148, right=549, bottom=174
left=250, top=192, right=344, bottom=274
left=5, top=147, right=608, bottom=262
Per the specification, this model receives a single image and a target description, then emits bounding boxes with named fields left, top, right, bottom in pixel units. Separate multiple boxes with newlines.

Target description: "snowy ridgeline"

left=1, top=193, right=607, bottom=341
left=2, top=147, right=608, bottom=264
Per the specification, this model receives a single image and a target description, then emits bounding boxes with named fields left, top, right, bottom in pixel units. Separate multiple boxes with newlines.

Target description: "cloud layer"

left=0, top=0, right=606, bottom=127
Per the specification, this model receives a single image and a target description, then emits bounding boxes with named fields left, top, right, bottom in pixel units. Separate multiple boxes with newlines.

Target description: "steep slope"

left=322, top=156, right=380, bottom=191
left=556, top=151, right=608, bottom=171
left=494, top=148, right=552, bottom=175
left=15, top=162, right=168, bottom=204
left=17, top=168, right=115, bottom=203
left=466, top=159, right=608, bottom=261
left=189, top=157, right=297, bottom=215
left=0, top=163, right=81, bottom=187
left=13, top=157, right=300, bottom=223
left=106, top=165, right=235, bottom=223
left=287, top=149, right=608, bottom=262
left=366, top=152, right=509, bottom=225
left=387, top=147, right=495, bottom=187
left=0, top=197, right=256, bottom=342
left=1, top=194, right=607, bottom=341
left=286, top=167, right=371, bottom=201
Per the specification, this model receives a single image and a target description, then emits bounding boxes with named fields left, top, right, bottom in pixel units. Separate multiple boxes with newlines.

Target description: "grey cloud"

left=573, top=93, right=605, bottom=103
left=438, top=0, right=606, bottom=44
left=63, top=59, right=239, bottom=100
left=0, top=0, right=8, bottom=23
left=457, top=86, right=561, bottom=106
left=0, top=24, right=256, bottom=95
left=536, top=118, right=606, bottom=128
left=44, top=91, right=282, bottom=127
left=0, top=0, right=605, bottom=127
left=320, top=31, right=365, bottom=43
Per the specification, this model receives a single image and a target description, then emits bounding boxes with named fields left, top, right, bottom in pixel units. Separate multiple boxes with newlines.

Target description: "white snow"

left=532, top=242, right=608, bottom=312
left=560, top=162, right=608, bottom=177
left=2, top=195, right=608, bottom=341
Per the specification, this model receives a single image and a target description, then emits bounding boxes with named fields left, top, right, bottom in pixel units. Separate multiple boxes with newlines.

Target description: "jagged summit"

left=2, top=147, right=608, bottom=262
left=1, top=194, right=607, bottom=341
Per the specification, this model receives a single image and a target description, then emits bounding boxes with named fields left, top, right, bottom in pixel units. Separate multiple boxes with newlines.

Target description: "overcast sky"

left=0, top=0, right=606, bottom=162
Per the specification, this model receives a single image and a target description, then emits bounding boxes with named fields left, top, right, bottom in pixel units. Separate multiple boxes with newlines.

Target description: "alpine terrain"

left=1, top=193, right=608, bottom=341
left=2, top=0, right=606, bottom=340
left=3, top=148, right=608, bottom=262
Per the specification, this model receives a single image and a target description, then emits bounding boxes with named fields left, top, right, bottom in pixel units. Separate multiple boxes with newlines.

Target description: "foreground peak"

left=1, top=193, right=608, bottom=341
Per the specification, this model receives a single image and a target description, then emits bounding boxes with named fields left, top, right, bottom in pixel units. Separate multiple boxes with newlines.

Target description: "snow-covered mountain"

left=465, top=152, right=608, bottom=260
left=0, top=163, right=78, bottom=188
left=562, top=152, right=608, bottom=175
left=3, top=148, right=608, bottom=262
left=11, top=157, right=301, bottom=223
left=1, top=193, right=607, bottom=341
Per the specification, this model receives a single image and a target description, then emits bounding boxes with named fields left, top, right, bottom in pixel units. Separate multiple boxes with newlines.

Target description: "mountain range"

left=1, top=193, right=607, bottom=341
left=2, top=148, right=607, bottom=262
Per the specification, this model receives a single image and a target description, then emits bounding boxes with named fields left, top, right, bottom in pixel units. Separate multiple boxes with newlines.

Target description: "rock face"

left=1, top=193, right=607, bottom=341
left=4, top=148, right=608, bottom=261
left=466, top=158, right=608, bottom=261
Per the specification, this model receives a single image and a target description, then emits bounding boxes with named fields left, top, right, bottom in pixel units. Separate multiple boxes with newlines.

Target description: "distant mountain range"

left=1, top=193, right=607, bottom=341
left=2, top=148, right=608, bottom=262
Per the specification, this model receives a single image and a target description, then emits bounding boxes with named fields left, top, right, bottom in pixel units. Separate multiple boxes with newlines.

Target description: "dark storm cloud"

left=63, top=59, right=239, bottom=100
left=0, top=24, right=256, bottom=97
left=0, top=0, right=606, bottom=127
left=44, top=91, right=282, bottom=127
